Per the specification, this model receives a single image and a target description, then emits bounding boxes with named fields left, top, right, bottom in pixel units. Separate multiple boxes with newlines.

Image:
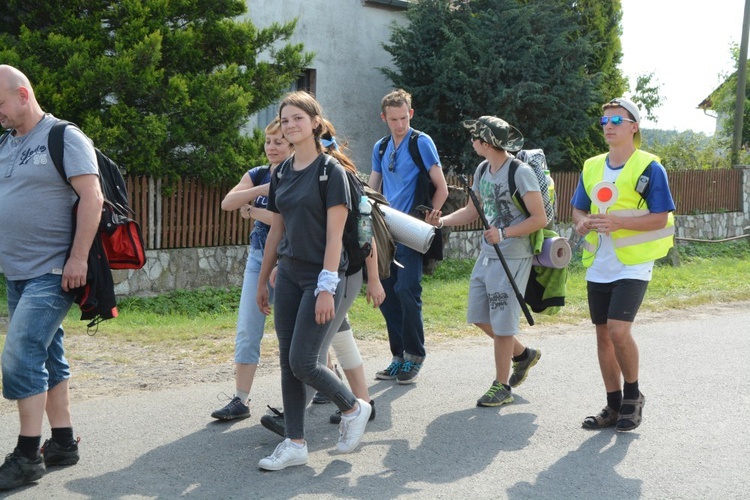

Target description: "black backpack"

left=49, top=121, right=146, bottom=270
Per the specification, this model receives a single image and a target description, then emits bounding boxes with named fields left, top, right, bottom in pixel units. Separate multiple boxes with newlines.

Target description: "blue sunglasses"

left=600, top=115, right=636, bottom=126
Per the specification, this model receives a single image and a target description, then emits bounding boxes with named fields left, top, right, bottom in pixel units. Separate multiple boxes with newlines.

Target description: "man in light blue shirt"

left=368, top=89, right=448, bottom=384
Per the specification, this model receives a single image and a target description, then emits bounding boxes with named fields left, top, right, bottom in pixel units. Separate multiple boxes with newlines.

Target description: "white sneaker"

left=336, top=399, right=372, bottom=453
left=258, top=438, right=308, bottom=471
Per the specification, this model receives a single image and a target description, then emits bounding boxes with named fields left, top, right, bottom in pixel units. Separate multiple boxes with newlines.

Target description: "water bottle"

left=358, top=195, right=373, bottom=248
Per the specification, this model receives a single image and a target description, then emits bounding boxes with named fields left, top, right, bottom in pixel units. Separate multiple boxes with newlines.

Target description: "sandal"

left=616, top=392, right=646, bottom=432
left=582, top=406, right=619, bottom=429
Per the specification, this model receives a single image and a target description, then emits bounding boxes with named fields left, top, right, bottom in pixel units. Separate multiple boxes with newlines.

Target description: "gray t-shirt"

left=0, top=114, right=99, bottom=280
left=268, top=154, right=351, bottom=270
left=471, top=156, right=540, bottom=259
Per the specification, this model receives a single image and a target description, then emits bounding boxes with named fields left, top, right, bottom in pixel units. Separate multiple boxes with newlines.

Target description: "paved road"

left=1, top=306, right=749, bottom=499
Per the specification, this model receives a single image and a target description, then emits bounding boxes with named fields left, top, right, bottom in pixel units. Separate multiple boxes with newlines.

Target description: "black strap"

left=48, top=120, right=78, bottom=185
left=507, top=158, right=527, bottom=216
left=376, top=129, right=427, bottom=172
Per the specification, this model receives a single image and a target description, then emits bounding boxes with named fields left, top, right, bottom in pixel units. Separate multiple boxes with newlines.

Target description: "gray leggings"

left=274, top=258, right=357, bottom=439
left=304, top=269, right=364, bottom=405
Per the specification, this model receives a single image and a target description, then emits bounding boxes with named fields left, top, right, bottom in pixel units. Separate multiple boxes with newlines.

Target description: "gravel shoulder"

left=0, top=300, right=747, bottom=416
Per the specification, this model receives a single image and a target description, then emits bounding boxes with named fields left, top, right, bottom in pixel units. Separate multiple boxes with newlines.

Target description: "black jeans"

left=274, top=258, right=356, bottom=439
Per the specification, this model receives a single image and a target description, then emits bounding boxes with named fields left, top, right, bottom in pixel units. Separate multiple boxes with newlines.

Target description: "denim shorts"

left=2, top=274, right=75, bottom=400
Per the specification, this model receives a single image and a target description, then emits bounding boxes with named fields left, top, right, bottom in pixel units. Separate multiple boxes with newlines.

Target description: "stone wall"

left=78, top=168, right=750, bottom=296
left=112, top=246, right=248, bottom=296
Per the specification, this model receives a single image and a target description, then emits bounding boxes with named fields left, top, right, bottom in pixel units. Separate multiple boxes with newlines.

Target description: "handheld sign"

left=591, top=181, right=618, bottom=213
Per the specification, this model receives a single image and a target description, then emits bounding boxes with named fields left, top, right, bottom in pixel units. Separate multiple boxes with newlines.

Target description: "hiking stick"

left=460, top=176, right=535, bottom=326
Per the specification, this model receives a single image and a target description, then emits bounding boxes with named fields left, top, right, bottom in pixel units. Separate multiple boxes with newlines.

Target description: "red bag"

left=99, top=202, right=146, bottom=270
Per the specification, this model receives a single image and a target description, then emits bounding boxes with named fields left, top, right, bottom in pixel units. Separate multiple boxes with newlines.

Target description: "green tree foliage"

left=565, top=0, right=628, bottom=162
left=642, top=129, right=728, bottom=170
left=383, top=0, right=625, bottom=173
left=0, top=0, right=312, bottom=183
left=632, top=72, right=663, bottom=122
left=711, top=45, right=750, bottom=157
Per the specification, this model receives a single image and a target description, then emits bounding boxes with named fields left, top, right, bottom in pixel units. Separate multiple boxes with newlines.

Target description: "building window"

left=255, top=69, right=317, bottom=128
left=363, top=0, right=410, bottom=9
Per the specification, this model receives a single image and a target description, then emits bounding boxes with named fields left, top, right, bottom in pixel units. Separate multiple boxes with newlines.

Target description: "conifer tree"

left=383, top=0, right=620, bottom=172
left=0, top=0, right=312, bottom=183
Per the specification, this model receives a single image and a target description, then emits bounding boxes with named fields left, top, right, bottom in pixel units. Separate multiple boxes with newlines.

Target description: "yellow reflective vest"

left=581, top=150, right=674, bottom=266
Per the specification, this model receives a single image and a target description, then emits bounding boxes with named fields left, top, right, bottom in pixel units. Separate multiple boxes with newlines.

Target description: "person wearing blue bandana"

left=210, top=118, right=292, bottom=421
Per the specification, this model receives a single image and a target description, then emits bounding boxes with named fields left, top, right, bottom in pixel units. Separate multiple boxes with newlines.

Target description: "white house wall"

left=244, top=0, right=408, bottom=173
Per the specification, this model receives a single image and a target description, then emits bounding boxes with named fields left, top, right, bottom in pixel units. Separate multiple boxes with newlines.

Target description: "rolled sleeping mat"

left=533, top=236, right=572, bottom=269
left=379, top=204, right=436, bottom=254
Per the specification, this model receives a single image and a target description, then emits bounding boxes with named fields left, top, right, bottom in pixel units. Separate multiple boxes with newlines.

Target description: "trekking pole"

left=460, top=176, right=534, bottom=326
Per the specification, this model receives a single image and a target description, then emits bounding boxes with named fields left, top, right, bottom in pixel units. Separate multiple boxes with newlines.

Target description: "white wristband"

left=314, top=269, right=340, bottom=297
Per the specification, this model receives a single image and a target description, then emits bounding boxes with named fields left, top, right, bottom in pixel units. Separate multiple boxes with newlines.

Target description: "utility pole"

left=731, top=0, right=750, bottom=166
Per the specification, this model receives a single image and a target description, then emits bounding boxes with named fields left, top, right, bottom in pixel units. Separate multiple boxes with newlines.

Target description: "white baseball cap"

left=604, top=97, right=641, bottom=148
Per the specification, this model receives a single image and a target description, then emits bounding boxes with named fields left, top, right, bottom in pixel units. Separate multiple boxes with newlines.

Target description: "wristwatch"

left=500, top=227, right=507, bottom=240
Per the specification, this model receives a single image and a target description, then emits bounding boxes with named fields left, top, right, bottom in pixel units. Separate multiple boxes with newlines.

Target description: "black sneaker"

left=0, top=449, right=45, bottom=491
left=260, top=406, right=285, bottom=437
left=312, top=392, right=331, bottom=404
left=41, top=437, right=80, bottom=466
left=313, top=365, right=342, bottom=403
left=330, top=399, right=376, bottom=424
left=211, top=396, right=250, bottom=420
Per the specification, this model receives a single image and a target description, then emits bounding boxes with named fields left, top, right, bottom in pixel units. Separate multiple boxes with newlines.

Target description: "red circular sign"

left=597, top=187, right=613, bottom=202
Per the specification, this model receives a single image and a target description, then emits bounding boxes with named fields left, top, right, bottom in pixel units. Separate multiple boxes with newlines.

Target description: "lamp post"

left=731, top=0, right=750, bottom=166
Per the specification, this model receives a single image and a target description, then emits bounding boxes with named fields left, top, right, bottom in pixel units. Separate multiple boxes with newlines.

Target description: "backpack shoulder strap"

left=377, top=135, right=391, bottom=161
left=477, top=160, right=490, bottom=180
left=408, top=129, right=427, bottom=172
left=508, top=157, right=529, bottom=216
left=317, top=154, right=339, bottom=204
left=48, top=120, right=73, bottom=184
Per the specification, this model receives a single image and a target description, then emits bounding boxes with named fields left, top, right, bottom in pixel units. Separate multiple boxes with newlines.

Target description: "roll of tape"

left=533, top=237, right=572, bottom=268
left=379, top=205, right=436, bottom=254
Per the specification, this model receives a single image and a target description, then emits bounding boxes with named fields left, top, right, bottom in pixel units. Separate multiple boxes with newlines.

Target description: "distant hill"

left=641, top=129, right=713, bottom=148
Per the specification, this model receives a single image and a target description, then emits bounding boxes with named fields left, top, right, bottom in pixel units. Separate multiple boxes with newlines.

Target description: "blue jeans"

left=235, top=247, right=272, bottom=364
left=274, top=258, right=356, bottom=439
left=379, top=243, right=426, bottom=358
left=2, top=274, right=75, bottom=400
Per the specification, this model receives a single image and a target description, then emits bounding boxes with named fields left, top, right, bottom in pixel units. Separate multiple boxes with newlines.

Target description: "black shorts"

left=587, top=279, right=649, bottom=325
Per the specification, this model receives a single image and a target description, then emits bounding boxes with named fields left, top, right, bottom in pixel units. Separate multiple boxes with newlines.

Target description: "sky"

left=620, top=0, right=748, bottom=134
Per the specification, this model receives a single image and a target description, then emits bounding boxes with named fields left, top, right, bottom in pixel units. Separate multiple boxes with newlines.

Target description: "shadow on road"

left=507, top=431, right=641, bottom=499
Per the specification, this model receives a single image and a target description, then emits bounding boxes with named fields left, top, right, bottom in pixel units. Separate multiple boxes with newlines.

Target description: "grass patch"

left=1, top=240, right=749, bottom=360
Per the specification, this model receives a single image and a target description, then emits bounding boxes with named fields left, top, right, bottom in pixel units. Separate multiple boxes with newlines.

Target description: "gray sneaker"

left=509, top=348, right=541, bottom=388
left=396, top=360, right=422, bottom=384
left=375, top=358, right=403, bottom=380
left=477, top=381, right=514, bottom=407
left=0, top=449, right=45, bottom=491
